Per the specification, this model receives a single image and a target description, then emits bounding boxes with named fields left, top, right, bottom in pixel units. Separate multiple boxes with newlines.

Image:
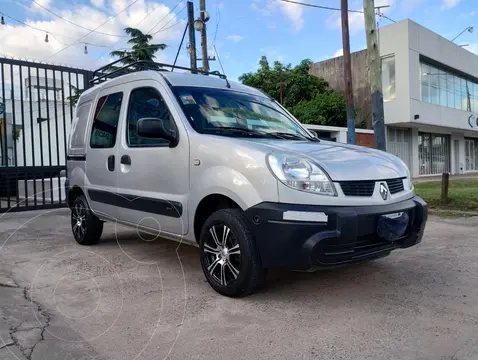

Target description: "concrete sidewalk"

left=0, top=269, right=103, bottom=360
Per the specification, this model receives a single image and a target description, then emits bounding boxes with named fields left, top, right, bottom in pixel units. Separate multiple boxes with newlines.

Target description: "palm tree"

left=110, top=27, right=167, bottom=66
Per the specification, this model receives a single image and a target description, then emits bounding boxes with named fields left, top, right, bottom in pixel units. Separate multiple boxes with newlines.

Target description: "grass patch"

left=414, top=179, right=478, bottom=212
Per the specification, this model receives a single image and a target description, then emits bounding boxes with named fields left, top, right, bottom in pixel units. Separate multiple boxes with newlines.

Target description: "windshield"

left=171, top=86, right=314, bottom=140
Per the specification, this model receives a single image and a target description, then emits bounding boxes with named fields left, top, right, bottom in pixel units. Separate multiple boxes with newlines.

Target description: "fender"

left=187, top=165, right=279, bottom=241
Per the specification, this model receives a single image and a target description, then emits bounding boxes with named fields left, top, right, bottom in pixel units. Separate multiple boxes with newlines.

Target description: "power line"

left=276, top=0, right=397, bottom=22
left=148, top=0, right=183, bottom=34
left=0, top=11, right=111, bottom=47
left=277, top=0, right=363, bottom=13
left=47, top=0, right=142, bottom=60
left=376, top=12, right=396, bottom=23
left=210, top=0, right=221, bottom=49
left=94, top=2, right=187, bottom=61
left=94, top=0, right=170, bottom=60
left=153, top=14, right=188, bottom=34
left=30, top=0, right=128, bottom=38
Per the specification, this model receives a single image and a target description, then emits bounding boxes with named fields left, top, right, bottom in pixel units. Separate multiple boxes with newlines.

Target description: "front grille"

left=339, top=181, right=375, bottom=196
left=386, top=178, right=404, bottom=194
left=339, top=178, right=405, bottom=197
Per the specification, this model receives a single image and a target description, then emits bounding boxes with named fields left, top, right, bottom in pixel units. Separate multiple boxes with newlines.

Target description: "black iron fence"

left=0, top=57, right=93, bottom=213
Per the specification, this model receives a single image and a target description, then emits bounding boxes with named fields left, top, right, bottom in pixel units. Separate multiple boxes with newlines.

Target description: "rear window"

left=69, top=101, right=91, bottom=150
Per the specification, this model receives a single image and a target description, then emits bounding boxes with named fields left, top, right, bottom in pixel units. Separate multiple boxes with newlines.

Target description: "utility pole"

left=341, top=0, right=356, bottom=145
left=199, top=0, right=210, bottom=72
left=187, top=1, right=197, bottom=72
left=364, top=0, right=386, bottom=151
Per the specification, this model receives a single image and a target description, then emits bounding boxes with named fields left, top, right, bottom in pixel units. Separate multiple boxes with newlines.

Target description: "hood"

left=241, top=139, right=407, bottom=181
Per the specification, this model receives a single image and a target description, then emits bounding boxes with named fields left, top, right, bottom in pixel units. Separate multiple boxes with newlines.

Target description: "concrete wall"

left=305, top=124, right=375, bottom=147
left=378, top=20, right=412, bottom=126
left=356, top=133, right=375, bottom=148
left=309, top=50, right=372, bottom=128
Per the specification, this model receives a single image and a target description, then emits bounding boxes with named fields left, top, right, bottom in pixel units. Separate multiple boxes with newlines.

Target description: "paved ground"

left=0, top=209, right=478, bottom=360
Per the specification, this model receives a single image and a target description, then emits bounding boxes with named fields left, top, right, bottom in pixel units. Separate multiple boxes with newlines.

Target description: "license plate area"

left=377, top=211, right=410, bottom=242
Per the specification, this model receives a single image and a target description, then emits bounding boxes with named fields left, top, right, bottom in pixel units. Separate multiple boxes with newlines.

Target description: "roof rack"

left=90, top=57, right=228, bottom=85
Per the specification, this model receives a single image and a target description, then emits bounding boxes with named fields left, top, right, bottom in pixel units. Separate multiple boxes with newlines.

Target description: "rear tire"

left=71, top=195, right=103, bottom=245
left=199, top=209, right=265, bottom=297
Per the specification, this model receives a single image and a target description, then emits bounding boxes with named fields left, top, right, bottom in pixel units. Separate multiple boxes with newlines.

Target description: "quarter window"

left=127, top=87, right=175, bottom=147
left=90, top=92, right=123, bottom=149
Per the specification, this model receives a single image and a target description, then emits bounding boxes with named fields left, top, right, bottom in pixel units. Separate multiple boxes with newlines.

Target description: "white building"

left=380, top=19, right=478, bottom=177
left=312, top=19, right=478, bottom=177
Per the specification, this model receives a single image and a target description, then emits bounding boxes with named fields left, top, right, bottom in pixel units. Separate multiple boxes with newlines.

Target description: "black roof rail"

left=90, top=58, right=228, bottom=85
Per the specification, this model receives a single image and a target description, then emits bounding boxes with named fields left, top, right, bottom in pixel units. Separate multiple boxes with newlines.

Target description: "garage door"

left=387, top=127, right=411, bottom=170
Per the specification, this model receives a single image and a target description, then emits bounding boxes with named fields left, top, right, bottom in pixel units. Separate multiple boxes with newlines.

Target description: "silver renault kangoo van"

left=66, top=61, right=428, bottom=297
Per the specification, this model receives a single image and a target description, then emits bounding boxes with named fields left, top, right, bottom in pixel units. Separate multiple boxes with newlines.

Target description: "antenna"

left=213, top=45, right=230, bottom=88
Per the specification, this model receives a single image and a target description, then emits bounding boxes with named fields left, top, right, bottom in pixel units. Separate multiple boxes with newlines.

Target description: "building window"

left=382, top=56, right=396, bottom=102
left=420, top=61, right=477, bottom=112
left=465, top=138, right=478, bottom=171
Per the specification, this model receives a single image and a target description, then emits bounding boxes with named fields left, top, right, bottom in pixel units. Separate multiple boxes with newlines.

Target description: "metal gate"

left=0, top=57, right=93, bottom=213
left=418, top=132, right=451, bottom=176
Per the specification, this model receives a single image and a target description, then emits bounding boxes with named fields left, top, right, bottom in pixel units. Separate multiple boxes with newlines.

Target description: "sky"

left=0, top=0, right=477, bottom=81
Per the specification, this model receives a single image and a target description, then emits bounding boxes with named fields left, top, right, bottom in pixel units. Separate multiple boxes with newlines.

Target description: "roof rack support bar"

left=89, top=59, right=228, bottom=85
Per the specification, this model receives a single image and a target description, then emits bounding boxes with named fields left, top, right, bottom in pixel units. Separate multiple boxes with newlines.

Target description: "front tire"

left=199, top=209, right=265, bottom=297
left=71, top=195, right=103, bottom=245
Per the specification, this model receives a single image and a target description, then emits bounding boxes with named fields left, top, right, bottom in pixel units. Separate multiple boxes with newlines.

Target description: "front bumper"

left=244, top=196, right=428, bottom=270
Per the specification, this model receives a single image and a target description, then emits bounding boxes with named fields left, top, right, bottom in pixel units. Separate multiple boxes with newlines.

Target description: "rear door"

left=84, top=87, right=124, bottom=219
left=115, top=79, right=189, bottom=236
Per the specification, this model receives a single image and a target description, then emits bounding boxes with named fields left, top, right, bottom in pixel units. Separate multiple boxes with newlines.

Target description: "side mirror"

left=137, top=118, right=178, bottom=146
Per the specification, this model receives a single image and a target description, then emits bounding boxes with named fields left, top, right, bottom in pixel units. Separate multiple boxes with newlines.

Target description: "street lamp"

left=193, top=10, right=210, bottom=32
left=451, top=26, right=474, bottom=43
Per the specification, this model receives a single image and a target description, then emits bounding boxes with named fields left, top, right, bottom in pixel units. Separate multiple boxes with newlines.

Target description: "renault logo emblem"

left=380, top=183, right=389, bottom=200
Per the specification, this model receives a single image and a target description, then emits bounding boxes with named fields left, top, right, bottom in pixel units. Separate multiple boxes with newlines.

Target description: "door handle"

left=107, top=155, right=115, bottom=171
left=120, top=155, right=131, bottom=166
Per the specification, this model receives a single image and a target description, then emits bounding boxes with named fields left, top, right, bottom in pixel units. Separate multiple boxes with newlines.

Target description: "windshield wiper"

left=203, top=127, right=270, bottom=138
left=268, top=132, right=320, bottom=142
left=204, top=127, right=319, bottom=142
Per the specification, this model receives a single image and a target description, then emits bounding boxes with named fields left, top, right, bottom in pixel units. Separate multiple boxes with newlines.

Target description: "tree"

left=70, top=28, right=167, bottom=106
left=289, top=91, right=346, bottom=127
left=239, top=57, right=346, bottom=127
left=68, top=84, right=82, bottom=106
left=110, top=27, right=167, bottom=66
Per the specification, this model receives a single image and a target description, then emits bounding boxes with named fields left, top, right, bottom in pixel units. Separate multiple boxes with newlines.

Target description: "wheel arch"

left=193, top=193, right=242, bottom=244
left=68, top=185, right=85, bottom=208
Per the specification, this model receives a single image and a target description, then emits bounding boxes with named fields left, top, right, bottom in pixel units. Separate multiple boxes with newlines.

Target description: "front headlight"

left=266, top=153, right=336, bottom=196
left=398, top=159, right=413, bottom=190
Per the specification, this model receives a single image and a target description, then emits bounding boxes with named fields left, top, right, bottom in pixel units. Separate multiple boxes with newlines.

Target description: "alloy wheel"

left=203, top=224, right=241, bottom=286
left=71, top=203, right=86, bottom=240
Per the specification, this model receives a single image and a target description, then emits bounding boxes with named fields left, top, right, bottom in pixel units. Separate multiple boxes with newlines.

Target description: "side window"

left=90, top=92, right=123, bottom=149
left=90, top=93, right=123, bottom=149
left=127, top=87, right=175, bottom=147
